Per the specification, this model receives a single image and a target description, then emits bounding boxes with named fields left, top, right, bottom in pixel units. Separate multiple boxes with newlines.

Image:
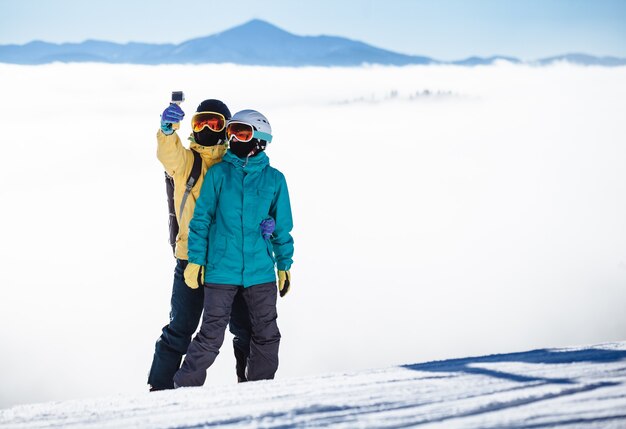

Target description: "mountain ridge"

left=1, top=20, right=624, bottom=67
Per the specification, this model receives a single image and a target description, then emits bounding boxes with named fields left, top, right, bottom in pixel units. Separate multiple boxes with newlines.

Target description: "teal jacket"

left=188, top=150, right=294, bottom=287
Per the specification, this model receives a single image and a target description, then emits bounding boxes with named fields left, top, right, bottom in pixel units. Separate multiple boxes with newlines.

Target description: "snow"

left=1, top=342, right=626, bottom=428
left=0, top=63, right=625, bottom=411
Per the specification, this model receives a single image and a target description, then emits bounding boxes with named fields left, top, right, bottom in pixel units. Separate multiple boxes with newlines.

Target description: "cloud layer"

left=0, top=63, right=625, bottom=408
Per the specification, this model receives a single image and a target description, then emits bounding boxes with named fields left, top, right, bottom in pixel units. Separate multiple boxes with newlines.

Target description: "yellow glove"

left=278, top=270, right=291, bottom=297
left=184, top=263, right=204, bottom=289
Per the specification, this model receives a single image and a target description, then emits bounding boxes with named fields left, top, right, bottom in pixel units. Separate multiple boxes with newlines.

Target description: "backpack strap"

left=165, top=172, right=178, bottom=255
left=178, top=150, right=202, bottom=219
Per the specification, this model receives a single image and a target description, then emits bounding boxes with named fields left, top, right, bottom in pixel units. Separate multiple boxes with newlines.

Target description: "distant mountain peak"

left=218, top=19, right=288, bottom=36
left=242, top=18, right=280, bottom=29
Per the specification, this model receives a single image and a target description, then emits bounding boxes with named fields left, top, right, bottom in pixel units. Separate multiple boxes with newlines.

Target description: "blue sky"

left=1, top=0, right=625, bottom=60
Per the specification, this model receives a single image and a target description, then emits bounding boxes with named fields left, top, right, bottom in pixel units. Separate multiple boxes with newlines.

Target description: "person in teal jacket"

left=173, top=109, right=294, bottom=386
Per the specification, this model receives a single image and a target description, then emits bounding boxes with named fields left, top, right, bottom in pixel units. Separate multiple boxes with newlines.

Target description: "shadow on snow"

left=402, top=347, right=626, bottom=385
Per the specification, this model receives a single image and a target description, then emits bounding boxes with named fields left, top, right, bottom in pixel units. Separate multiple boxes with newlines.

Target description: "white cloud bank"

left=0, top=63, right=625, bottom=409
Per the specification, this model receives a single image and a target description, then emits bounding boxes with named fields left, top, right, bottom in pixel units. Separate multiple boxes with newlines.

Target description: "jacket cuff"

left=277, top=263, right=291, bottom=272
left=158, top=126, right=175, bottom=136
left=188, top=256, right=206, bottom=266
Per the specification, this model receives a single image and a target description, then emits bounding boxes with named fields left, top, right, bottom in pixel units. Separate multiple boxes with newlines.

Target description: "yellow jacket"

left=157, top=129, right=226, bottom=260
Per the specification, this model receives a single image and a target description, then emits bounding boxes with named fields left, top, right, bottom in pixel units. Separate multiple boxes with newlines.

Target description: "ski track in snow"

left=1, top=342, right=626, bottom=428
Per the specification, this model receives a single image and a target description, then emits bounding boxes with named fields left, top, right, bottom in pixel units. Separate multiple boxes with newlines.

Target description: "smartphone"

left=170, top=91, right=184, bottom=130
left=171, top=91, right=185, bottom=104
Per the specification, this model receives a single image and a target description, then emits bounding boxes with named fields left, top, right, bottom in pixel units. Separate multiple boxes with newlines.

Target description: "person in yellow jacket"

left=148, top=99, right=258, bottom=390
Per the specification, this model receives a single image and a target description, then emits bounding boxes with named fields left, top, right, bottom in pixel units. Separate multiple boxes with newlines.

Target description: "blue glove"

left=160, top=104, right=185, bottom=135
left=261, top=217, right=276, bottom=239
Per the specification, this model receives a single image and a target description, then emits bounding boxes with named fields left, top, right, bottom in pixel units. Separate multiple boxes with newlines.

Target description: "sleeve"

left=188, top=167, right=219, bottom=266
left=270, top=172, right=294, bottom=271
left=156, top=129, right=191, bottom=177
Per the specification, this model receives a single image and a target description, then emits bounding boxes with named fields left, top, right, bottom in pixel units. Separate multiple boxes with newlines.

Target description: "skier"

left=173, top=109, right=294, bottom=387
left=148, top=100, right=274, bottom=390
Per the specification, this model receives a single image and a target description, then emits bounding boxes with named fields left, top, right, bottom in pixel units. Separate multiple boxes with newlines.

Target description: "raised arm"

left=156, top=104, right=190, bottom=176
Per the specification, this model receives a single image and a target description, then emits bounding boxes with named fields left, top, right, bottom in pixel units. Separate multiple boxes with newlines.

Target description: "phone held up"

left=170, top=91, right=185, bottom=130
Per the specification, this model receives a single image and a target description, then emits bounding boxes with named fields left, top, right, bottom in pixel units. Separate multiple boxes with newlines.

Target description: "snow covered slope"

left=2, top=342, right=625, bottom=428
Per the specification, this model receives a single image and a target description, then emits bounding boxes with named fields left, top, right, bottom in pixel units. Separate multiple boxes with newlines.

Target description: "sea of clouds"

left=0, top=62, right=625, bottom=409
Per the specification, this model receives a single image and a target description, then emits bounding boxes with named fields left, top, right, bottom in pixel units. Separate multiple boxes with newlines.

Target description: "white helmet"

left=228, top=109, right=273, bottom=145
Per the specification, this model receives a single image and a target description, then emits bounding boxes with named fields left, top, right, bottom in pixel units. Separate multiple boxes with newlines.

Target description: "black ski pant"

left=173, top=282, right=281, bottom=387
left=148, top=259, right=252, bottom=390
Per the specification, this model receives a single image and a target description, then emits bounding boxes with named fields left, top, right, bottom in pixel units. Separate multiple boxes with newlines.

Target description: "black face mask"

left=230, top=139, right=259, bottom=159
left=193, top=128, right=223, bottom=147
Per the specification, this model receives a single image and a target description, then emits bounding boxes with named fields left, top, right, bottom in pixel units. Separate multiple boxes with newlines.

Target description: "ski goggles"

left=226, top=121, right=273, bottom=143
left=191, top=111, right=227, bottom=133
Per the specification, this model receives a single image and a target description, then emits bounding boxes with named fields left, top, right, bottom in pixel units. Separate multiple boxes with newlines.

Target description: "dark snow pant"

left=148, top=259, right=252, bottom=390
left=229, top=287, right=253, bottom=382
left=173, top=282, right=281, bottom=387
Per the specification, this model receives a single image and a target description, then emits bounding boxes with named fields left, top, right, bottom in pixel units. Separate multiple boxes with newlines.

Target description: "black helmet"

left=193, top=99, right=231, bottom=147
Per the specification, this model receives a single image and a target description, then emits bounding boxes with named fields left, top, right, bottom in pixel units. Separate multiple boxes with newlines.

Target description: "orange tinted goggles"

left=226, top=121, right=273, bottom=143
left=191, top=111, right=226, bottom=133
left=226, top=122, right=254, bottom=142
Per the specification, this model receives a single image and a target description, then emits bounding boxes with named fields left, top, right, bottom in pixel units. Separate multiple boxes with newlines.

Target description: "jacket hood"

left=223, top=150, right=270, bottom=173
